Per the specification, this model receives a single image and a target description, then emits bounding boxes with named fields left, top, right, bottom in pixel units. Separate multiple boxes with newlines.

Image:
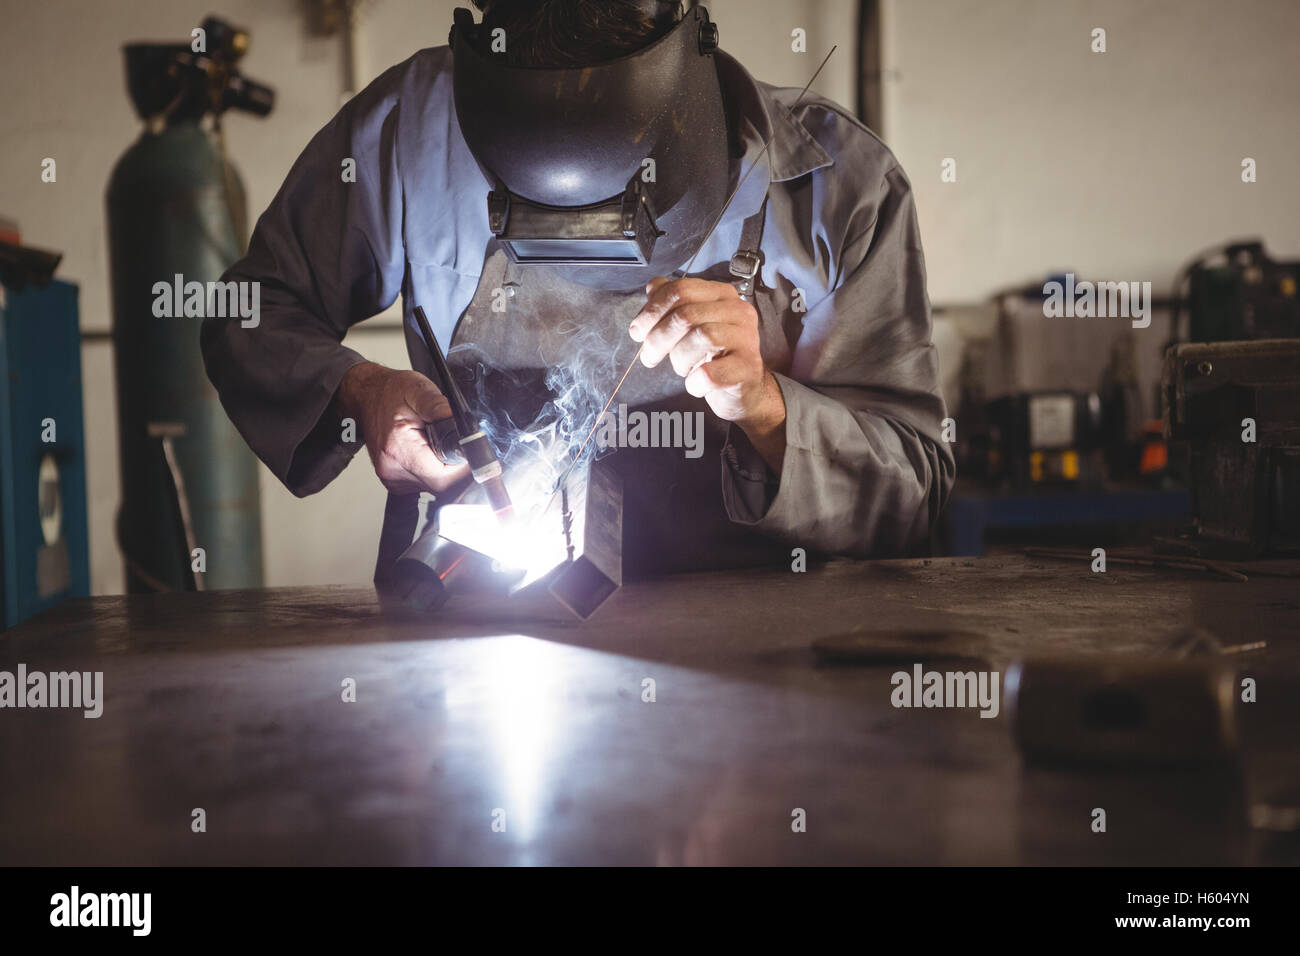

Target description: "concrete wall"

left=2, top=0, right=1296, bottom=593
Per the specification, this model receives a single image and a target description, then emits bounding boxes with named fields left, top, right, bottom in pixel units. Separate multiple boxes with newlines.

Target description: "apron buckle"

left=729, top=249, right=763, bottom=301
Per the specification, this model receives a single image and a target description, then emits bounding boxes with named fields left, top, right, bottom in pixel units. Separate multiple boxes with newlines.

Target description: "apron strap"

left=729, top=194, right=769, bottom=301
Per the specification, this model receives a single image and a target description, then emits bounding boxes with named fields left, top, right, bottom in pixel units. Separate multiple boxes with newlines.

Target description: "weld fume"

left=449, top=316, right=624, bottom=521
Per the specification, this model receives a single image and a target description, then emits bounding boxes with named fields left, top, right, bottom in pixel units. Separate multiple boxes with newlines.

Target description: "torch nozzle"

left=459, top=429, right=514, bottom=523
left=482, top=476, right=515, bottom=522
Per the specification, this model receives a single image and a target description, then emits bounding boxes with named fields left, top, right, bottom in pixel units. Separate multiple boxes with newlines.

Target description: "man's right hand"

left=336, top=361, right=470, bottom=495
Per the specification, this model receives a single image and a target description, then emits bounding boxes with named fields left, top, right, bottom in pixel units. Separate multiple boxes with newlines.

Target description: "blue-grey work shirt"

left=201, top=46, right=955, bottom=565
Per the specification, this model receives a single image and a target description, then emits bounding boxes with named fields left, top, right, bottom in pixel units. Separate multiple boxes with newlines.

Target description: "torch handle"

left=412, top=305, right=476, bottom=437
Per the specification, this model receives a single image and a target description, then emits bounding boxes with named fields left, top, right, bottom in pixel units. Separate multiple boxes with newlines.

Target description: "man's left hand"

left=628, top=277, right=787, bottom=470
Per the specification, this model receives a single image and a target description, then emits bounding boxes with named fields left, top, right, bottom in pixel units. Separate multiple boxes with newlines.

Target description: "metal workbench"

left=1, top=555, right=1296, bottom=865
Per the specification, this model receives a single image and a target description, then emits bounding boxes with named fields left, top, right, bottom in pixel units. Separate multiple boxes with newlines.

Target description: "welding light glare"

left=437, top=503, right=568, bottom=590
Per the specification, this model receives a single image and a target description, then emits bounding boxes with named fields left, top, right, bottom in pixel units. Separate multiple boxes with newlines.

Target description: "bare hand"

left=336, top=361, right=469, bottom=495
left=628, top=277, right=787, bottom=470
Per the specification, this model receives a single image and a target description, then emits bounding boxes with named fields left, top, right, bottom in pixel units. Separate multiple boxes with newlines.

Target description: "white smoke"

left=448, top=314, right=627, bottom=521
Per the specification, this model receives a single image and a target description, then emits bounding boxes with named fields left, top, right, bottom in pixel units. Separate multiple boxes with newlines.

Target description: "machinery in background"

left=0, top=244, right=90, bottom=628
left=106, top=17, right=272, bottom=592
left=948, top=239, right=1298, bottom=556
left=953, top=282, right=1161, bottom=491
left=957, top=239, right=1299, bottom=492
left=957, top=387, right=1169, bottom=491
left=964, top=390, right=1105, bottom=488
left=944, top=274, right=1185, bottom=554
left=1177, top=240, right=1300, bottom=343
left=1157, top=241, right=1300, bottom=559
left=1163, top=339, right=1300, bottom=559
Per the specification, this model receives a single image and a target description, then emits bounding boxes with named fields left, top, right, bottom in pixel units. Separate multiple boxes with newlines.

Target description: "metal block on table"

left=391, top=457, right=622, bottom=620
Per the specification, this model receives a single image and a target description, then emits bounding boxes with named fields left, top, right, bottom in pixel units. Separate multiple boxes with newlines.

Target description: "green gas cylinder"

left=105, top=31, right=272, bottom=592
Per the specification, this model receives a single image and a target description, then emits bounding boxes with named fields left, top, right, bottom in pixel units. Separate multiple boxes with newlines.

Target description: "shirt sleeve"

left=720, top=164, right=955, bottom=557
left=199, top=65, right=409, bottom=497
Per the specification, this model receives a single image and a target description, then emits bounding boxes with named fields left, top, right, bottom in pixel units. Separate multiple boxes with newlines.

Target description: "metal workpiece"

left=546, top=458, right=623, bottom=619
left=394, top=457, right=623, bottom=620
left=387, top=529, right=519, bottom=614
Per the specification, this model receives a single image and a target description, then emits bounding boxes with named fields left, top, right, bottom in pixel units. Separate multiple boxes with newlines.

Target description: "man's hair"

left=470, top=1, right=681, bottom=67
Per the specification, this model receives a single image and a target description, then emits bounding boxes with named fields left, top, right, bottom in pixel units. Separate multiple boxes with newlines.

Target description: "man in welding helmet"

left=201, top=0, right=954, bottom=580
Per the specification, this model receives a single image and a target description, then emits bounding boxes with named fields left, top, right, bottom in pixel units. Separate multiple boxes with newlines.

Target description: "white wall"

left=3, top=0, right=1297, bottom=593
left=880, top=0, right=1300, bottom=303
left=704, top=0, right=856, bottom=106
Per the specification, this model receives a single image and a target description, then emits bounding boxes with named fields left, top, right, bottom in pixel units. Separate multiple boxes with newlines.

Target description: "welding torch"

left=412, top=305, right=514, bottom=521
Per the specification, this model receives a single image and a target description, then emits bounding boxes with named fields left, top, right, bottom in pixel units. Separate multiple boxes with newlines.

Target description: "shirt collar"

left=718, top=51, right=834, bottom=183
left=709, top=51, right=833, bottom=234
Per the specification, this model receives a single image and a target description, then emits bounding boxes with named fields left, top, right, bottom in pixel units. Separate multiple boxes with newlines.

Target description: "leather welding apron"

left=378, top=199, right=794, bottom=583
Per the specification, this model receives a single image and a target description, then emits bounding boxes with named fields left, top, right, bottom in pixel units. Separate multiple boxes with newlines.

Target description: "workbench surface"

left=2, top=555, right=1297, bottom=865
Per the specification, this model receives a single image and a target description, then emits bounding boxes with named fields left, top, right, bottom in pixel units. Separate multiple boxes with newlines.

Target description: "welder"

left=200, top=0, right=955, bottom=584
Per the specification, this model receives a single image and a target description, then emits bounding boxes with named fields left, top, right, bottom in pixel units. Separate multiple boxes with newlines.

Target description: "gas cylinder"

left=105, top=24, right=272, bottom=592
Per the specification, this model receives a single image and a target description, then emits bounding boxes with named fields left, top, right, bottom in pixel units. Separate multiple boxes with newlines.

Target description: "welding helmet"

left=450, top=3, right=731, bottom=289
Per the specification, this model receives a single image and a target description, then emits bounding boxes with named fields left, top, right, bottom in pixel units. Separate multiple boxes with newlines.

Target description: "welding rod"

left=412, top=305, right=514, bottom=520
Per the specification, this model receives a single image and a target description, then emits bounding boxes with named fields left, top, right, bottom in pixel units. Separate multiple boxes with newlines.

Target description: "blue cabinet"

left=0, top=278, right=90, bottom=628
